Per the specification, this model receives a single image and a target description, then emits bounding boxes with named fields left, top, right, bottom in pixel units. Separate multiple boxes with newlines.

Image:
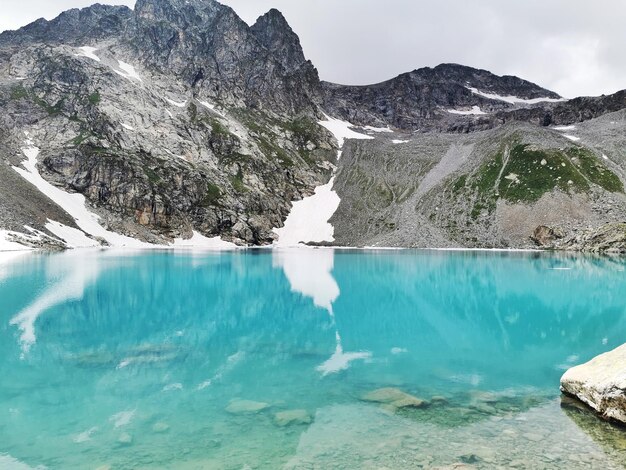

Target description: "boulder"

left=560, top=343, right=626, bottom=424
left=152, top=422, right=170, bottom=433
left=274, top=409, right=312, bottom=426
left=225, top=399, right=270, bottom=414
left=361, top=387, right=427, bottom=409
left=531, top=225, right=564, bottom=247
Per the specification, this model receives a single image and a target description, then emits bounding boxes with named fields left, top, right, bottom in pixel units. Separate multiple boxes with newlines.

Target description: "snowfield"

left=273, top=116, right=372, bottom=246
left=448, top=105, right=486, bottom=115
left=115, top=60, right=143, bottom=83
left=76, top=46, right=100, bottom=62
left=466, top=86, right=566, bottom=105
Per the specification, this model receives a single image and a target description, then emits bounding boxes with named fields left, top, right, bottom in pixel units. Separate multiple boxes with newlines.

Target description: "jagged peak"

left=250, top=8, right=306, bottom=72
left=0, top=3, right=132, bottom=45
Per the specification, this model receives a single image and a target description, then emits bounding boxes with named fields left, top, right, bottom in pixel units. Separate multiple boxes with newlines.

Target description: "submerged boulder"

left=560, top=343, right=626, bottom=424
left=225, top=399, right=270, bottom=414
left=274, top=409, right=312, bottom=427
left=361, top=387, right=427, bottom=409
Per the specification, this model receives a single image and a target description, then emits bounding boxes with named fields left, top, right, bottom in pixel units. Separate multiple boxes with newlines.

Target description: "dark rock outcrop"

left=531, top=225, right=565, bottom=247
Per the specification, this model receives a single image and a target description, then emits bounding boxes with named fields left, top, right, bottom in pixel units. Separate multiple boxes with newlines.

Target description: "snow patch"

left=0, top=230, right=34, bottom=252
left=45, top=220, right=99, bottom=248
left=121, top=123, right=135, bottom=131
left=198, top=100, right=225, bottom=117
left=13, top=136, right=150, bottom=248
left=76, top=46, right=100, bottom=62
left=392, top=139, right=409, bottom=145
left=362, top=125, right=393, bottom=133
left=563, top=134, right=581, bottom=142
left=273, top=177, right=340, bottom=246
left=165, top=97, right=187, bottom=108
left=553, top=125, right=577, bottom=131
left=466, top=87, right=565, bottom=105
left=171, top=231, right=236, bottom=249
left=115, top=60, right=142, bottom=83
left=318, top=114, right=373, bottom=148
left=165, top=149, right=187, bottom=161
left=448, top=105, right=486, bottom=115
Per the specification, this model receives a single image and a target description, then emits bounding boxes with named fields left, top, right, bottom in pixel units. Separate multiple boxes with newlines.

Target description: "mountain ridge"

left=1, top=0, right=625, bottom=251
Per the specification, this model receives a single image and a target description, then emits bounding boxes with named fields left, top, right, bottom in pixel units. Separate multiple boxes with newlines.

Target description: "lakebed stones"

left=560, top=343, right=626, bottom=425
left=152, top=422, right=170, bottom=433
left=273, top=409, right=312, bottom=427
left=117, top=432, right=133, bottom=446
left=225, top=399, right=270, bottom=414
left=361, top=387, right=428, bottom=410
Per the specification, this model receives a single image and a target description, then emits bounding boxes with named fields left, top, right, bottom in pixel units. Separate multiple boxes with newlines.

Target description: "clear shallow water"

left=1, top=249, right=626, bottom=469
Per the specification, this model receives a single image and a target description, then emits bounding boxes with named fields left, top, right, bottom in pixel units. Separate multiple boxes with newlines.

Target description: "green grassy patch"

left=33, top=96, right=64, bottom=116
left=143, top=166, right=161, bottom=184
left=201, top=182, right=222, bottom=206
left=10, top=85, right=28, bottom=100
left=282, top=117, right=319, bottom=147
left=230, top=169, right=246, bottom=193
left=87, top=91, right=101, bottom=106
left=70, top=131, right=92, bottom=146
left=565, top=147, right=624, bottom=193
left=257, top=137, right=294, bottom=167
left=497, top=144, right=589, bottom=203
left=210, top=119, right=230, bottom=136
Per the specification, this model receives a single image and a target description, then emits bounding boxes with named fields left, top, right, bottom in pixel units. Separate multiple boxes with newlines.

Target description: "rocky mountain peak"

left=250, top=8, right=307, bottom=72
left=134, top=0, right=224, bottom=22
left=0, top=3, right=132, bottom=45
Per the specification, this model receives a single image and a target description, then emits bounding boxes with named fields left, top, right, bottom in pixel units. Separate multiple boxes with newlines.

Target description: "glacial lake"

left=1, top=249, right=626, bottom=469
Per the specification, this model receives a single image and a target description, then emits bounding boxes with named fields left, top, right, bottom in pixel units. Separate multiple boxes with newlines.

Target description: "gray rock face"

left=561, top=343, right=626, bottom=425
left=322, top=63, right=563, bottom=131
left=0, top=0, right=336, bottom=246
left=1, top=0, right=626, bottom=249
left=557, top=223, right=626, bottom=253
left=331, top=118, right=626, bottom=249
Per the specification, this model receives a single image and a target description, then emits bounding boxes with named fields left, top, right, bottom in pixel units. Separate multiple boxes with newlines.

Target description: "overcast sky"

left=1, top=0, right=624, bottom=98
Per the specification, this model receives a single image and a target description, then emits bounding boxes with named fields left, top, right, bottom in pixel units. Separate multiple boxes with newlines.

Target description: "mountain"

left=0, top=0, right=625, bottom=251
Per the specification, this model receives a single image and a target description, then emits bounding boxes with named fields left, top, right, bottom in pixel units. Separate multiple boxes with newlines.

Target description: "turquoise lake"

left=1, top=248, right=626, bottom=469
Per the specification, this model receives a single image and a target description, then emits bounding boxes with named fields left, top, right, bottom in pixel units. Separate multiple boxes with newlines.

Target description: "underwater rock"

left=152, top=422, right=170, bottom=433
left=226, top=399, right=270, bottom=414
left=274, top=409, right=312, bottom=426
left=117, top=432, right=133, bottom=446
left=560, top=343, right=626, bottom=424
left=431, top=396, right=448, bottom=405
left=361, top=388, right=427, bottom=409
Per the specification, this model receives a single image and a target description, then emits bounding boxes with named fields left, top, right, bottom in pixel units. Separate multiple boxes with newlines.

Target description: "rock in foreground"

left=560, top=344, right=626, bottom=424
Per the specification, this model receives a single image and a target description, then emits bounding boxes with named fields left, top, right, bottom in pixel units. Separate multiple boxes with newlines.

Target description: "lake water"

left=1, top=248, right=626, bottom=469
